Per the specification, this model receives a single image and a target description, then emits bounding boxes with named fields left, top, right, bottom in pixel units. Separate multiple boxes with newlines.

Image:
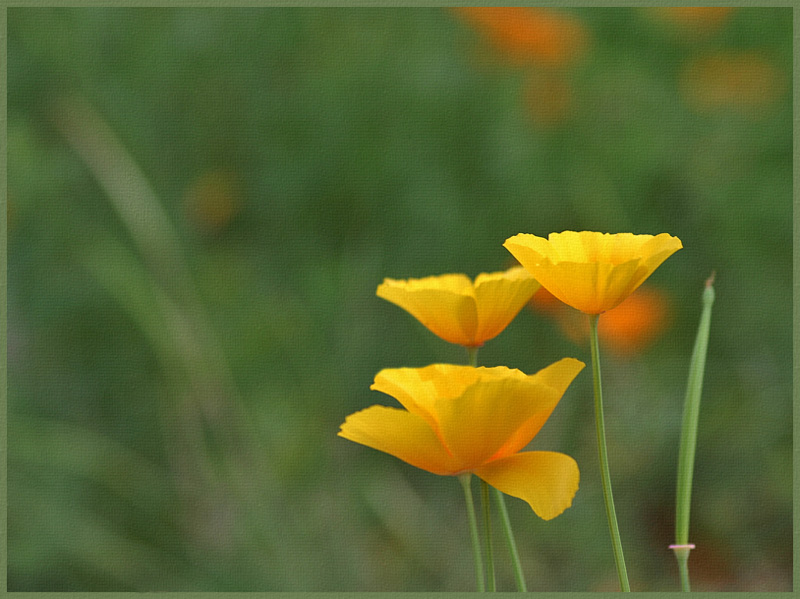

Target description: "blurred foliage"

left=7, top=7, right=792, bottom=591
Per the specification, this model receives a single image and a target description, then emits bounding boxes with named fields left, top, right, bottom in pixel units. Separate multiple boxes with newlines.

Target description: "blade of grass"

left=672, top=273, right=715, bottom=591
left=53, top=95, right=266, bottom=469
left=54, top=97, right=289, bottom=566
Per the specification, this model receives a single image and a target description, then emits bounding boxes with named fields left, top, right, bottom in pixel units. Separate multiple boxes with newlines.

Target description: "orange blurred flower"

left=528, top=281, right=564, bottom=315
left=595, top=287, right=670, bottom=355
left=452, top=7, right=588, bottom=67
left=531, top=286, right=671, bottom=356
left=680, top=52, right=786, bottom=116
left=650, top=7, right=735, bottom=31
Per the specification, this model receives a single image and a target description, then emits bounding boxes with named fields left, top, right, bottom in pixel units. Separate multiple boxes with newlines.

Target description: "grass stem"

left=672, top=273, right=715, bottom=591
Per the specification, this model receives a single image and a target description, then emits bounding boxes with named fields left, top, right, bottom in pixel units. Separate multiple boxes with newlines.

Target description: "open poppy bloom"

left=339, top=358, right=584, bottom=520
left=504, top=231, right=682, bottom=314
left=376, top=267, right=540, bottom=347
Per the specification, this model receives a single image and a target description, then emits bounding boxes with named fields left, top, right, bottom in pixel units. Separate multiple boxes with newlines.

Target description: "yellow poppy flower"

left=504, top=231, right=682, bottom=314
left=339, top=358, right=584, bottom=520
left=376, top=267, right=540, bottom=347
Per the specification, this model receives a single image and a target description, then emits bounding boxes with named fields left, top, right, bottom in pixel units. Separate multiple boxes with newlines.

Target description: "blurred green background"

left=7, top=7, right=792, bottom=591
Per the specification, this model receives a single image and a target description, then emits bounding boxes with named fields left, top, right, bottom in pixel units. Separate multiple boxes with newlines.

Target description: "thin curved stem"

left=466, top=346, right=480, bottom=368
left=481, top=479, right=496, bottom=591
left=589, top=314, right=630, bottom=592
left=493, top=487, right=527, bottom=591
left=459, top=473, right=485, bottom=592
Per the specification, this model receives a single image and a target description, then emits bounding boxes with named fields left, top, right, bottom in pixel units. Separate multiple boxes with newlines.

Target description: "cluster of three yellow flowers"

left=339, top=231, right=682, bottom=521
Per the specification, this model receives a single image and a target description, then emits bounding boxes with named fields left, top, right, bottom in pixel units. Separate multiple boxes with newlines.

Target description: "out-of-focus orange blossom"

left=451, top=7, right=588, bottom=68
left=451, top=8, right=588, bottom=128
left=680, top=52, right=786, bottom=116
left=183, top=170, right=241, bottom=233
left=649, top=7, right=735, bottom=32
left=530, top=286, right=670, bottom=356
left=528, top=279, right=564, bottom=315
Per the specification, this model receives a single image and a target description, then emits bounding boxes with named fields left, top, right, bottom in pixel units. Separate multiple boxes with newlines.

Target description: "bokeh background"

left=7, top=7, right=792, bottom=592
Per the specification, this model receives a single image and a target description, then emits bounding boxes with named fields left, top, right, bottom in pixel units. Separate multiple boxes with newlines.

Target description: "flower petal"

left=339, top=405, right=462, bottom=475
left=596, top=259, right=646, bottom=312
left=371, top=364, right=527, bottom=443
left=504, top=233, right=555, bottom=264
left=505, top=231, right=682, bottom=313
left=518, top=259, right=639, bottom=313
left=473, top=267, right=541, bottom=344
left=474, top=451, right=579, bottom=520
left=377, top=277, right=478, bottom=345
left=370, top=364, right=479, bottom=437
left=549, top=230, right=597, bottom=262
left=547, top=231, right=655, bottom=264
left=368, top=362, right=582, bottom=471
left=530, top=356, right=586, bottom=397
left=435, top=376, right=561, bottom=466
left=636, top=234, right=684, bottom=280
left=491, top=357, right=584, bottom=458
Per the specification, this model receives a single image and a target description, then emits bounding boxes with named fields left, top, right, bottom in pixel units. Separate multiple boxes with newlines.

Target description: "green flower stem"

left=480, top=479, right=496, bottom=591
left=672, top=274, right=715, bottom=591
left=493, top=486, right=527, bottom=592
left=589, top=314, right=631, bottom=592
left=466, top=345, right=528, bottom=591
left=466, top=346, right=480, bottom=368
left=459, top=473, right=486, bottom=592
